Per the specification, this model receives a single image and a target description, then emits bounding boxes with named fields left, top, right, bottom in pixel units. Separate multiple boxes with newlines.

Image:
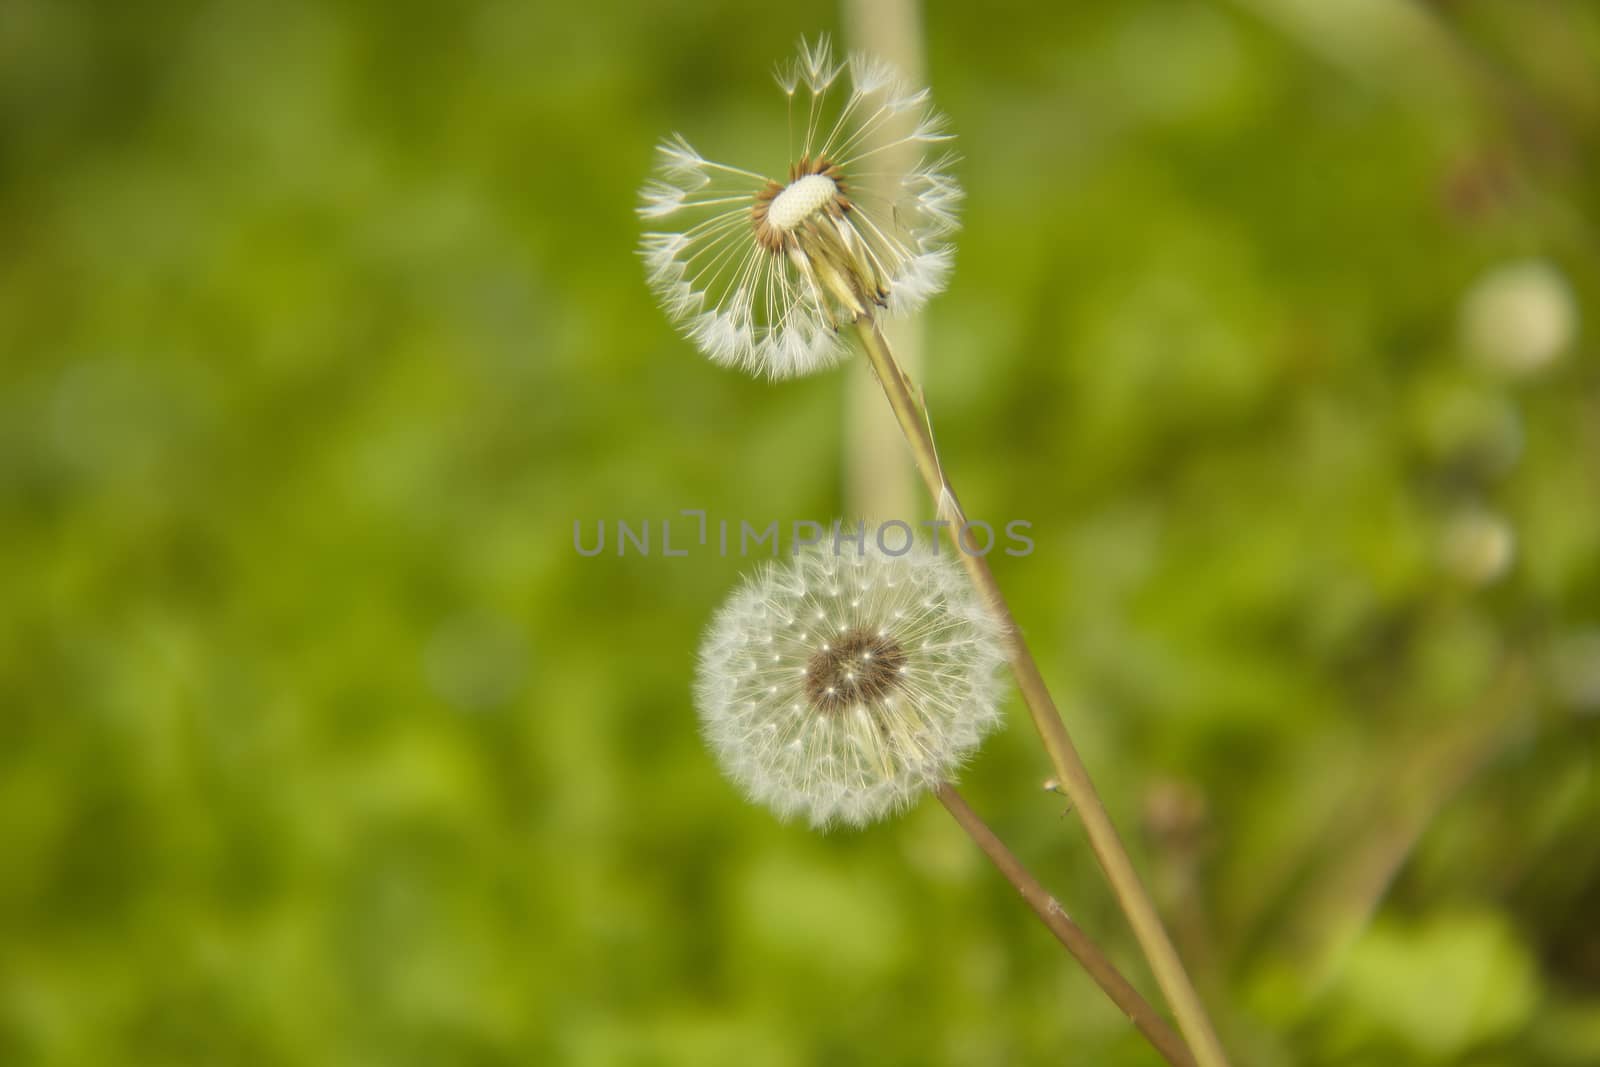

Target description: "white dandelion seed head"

left=639, top=35, right=963, bottom=380
left=695, top=536, right=1008, bottom=829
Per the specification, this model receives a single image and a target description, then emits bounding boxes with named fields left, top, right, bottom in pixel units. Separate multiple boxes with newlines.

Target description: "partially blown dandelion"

left=640, top=36, right=962, bottom=378
left=696, top=537, right=1006, bottom=828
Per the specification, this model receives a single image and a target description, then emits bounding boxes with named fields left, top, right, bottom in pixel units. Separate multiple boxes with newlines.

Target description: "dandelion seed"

left=639, top=35, right=962, bottom=379
left=696, top=535, right=1006, bottom=829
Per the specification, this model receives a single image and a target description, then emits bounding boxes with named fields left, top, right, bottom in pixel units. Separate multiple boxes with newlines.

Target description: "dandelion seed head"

left=639, top=35, right=963, bottom=379
left=695, top=536, right=1007, bottom=829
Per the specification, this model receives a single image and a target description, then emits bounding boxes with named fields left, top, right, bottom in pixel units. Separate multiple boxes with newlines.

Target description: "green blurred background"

left=3, top=1, right=1599, bottom=1064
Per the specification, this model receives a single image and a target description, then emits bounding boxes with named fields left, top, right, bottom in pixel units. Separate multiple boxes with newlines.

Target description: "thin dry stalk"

left=936, top=784, right=1196, bottom=1067
left=854, top=315, right=1232, bottom=1067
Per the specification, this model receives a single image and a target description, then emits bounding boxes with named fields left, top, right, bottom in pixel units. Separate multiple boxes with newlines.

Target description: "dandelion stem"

left=854, top=315, right=1232, bottom=1067
left=935, top=784, right=1195, bottom=1067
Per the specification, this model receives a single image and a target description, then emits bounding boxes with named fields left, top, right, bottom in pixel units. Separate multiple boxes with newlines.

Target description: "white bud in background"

left=1460, top=259, right=1578, bottom=377
left=1439, top=508, right=1516, bottom=586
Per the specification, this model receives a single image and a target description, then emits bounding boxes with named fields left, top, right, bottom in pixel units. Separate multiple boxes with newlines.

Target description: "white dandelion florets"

left=695, top=536, right=1007, bottom=829
left=640, top=35, right=963, bottom=379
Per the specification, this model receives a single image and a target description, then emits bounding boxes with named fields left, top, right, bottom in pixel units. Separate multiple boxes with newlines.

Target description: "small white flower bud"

left=1439, top=507, right=1516, bottom=586
left=1460, top=259, right=1577, bottom=377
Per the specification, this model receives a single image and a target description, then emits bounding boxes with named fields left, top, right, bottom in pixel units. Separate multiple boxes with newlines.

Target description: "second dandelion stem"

left=936, top=784, right=1195, bottom=1067
left=853, top=315, right=1232, bottom=1067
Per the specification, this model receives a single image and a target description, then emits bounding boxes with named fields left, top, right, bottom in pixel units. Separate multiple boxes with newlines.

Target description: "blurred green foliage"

left=2, top=1, right=1599, bottom=1064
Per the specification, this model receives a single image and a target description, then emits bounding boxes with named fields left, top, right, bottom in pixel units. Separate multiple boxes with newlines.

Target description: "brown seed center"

left=804, top=627, right=908, bottom=715
left=750, top=156, right=853, bottom=254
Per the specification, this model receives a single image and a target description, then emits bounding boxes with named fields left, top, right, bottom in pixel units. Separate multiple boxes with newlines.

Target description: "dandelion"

left=660, top=36, right=1230, bottom=1066
left=696, top=536, right=1006, bottom=828
left=640, top=35, right=962, bottom=379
